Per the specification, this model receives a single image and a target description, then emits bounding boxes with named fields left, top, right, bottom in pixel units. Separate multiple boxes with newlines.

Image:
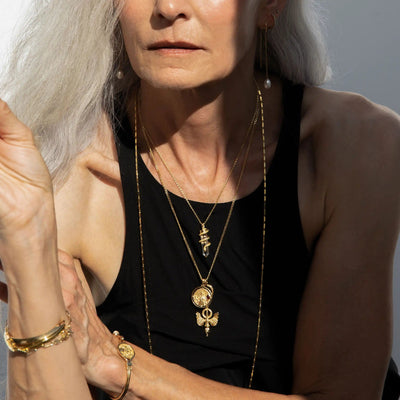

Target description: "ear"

left=257, top=0, right=287, bottom=29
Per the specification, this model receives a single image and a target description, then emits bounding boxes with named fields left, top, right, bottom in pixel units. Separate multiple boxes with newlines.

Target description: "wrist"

left=0, top=207, right=57, bottom=270
left=0, top=201, right=56, bottom=243
left=4, top=227, right=64, bottom=338
left=0, top=191, right=55, bottom=246
left=101, top=356, right=128, bottom=397
left=1, top=231, right=58, bottom=293
left=108, top=335, right=136, bottom=400
left=86, top=333, right=133, bottom=397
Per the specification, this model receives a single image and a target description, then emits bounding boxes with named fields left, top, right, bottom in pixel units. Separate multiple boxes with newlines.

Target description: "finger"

left=58, top=248, right=75, bottom=266
left=57, top=249, right=96, bottom=311
left=0, top=281, right=8, bottom=303
left=58, top=259, right=93, bottom=311
left=58, top=250, right=80, bottom=292
left=74, top=262, right=96, bottom=308
left=0, top=99, right=35, bottom=144
left=59, top=264, right=80, bottom=309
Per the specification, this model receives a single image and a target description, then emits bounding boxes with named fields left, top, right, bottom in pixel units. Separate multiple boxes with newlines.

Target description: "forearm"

left=104, top=344, right=306, bottom=400
left=2, top=219, right=91, bottom=400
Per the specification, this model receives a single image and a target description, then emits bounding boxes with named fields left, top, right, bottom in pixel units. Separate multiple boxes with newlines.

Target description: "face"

left=119, top=0, right=266, bottom=89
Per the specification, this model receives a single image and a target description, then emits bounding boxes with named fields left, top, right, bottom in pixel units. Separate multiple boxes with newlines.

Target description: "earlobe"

left=257, top=0, right=287, bottom=29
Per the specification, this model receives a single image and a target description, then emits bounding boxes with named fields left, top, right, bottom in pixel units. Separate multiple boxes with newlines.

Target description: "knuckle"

left=0, top=99, right=33, bottom=139
left=0, top=99, right=11, bottom=115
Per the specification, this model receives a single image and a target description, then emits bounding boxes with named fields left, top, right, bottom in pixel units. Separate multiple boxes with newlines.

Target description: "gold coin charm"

left=118, top=343, right=135, bottom=362
left=191, top=283, right=214, bottom=308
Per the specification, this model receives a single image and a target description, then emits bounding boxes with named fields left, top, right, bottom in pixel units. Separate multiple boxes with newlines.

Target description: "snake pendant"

left=199, top=224, right=211, bottom=258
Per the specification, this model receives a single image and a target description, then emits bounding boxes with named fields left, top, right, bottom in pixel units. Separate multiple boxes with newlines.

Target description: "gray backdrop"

left=0, top=0, right=399, bottom=398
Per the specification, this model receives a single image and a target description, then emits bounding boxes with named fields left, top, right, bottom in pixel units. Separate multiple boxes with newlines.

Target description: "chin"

left=138, top=67, right=216, bottom=90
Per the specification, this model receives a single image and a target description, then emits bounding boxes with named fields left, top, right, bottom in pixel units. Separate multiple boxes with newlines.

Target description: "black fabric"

left=95, top=81, right=400, bottom=399
left=383, top=359, right=400, bottom=400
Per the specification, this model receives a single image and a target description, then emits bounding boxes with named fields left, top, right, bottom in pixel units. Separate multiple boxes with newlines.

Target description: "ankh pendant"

left=196, top=308, right=219, bottom=337
left=199, top=225, right=211, bottom=258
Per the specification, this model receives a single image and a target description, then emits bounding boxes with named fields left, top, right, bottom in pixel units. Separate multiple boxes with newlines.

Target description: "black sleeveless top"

left=96, top=81, right=400, bottom=399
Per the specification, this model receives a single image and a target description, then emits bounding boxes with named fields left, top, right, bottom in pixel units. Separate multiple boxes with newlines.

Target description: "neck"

left=138, top=72, right=258, bottom=158
left=130, top=70, right=278, bottom=203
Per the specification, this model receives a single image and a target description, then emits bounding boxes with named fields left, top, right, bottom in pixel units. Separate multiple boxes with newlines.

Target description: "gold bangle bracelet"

left=3, top=311, right=72, bottom=354
left=110, top=331, right=135, bottom=400
left=12, top=323, right=65, bottom=347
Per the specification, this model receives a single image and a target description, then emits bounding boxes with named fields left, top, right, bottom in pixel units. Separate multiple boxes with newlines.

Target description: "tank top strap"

left=266, top=80, right=305, bottom=236
left=268, top=80, right=304, bottom=184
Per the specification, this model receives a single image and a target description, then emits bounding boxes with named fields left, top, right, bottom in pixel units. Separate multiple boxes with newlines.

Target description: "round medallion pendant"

left=191, top=284, right=214, bottom=308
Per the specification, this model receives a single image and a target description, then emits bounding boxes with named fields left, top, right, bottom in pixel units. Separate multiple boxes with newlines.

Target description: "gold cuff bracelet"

left=110, top=331, right=136, bottom=400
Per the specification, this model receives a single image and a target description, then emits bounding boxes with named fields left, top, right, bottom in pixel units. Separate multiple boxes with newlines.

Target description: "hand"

left=0, top=100, right=54, bottom=239
left=58, top=250, right=125, bottom=394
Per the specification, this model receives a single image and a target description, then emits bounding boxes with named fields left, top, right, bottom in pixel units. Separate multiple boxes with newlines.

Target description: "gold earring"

left=264, top=22, right=271, bottom=89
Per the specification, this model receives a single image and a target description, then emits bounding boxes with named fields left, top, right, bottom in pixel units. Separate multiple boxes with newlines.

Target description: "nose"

left=153, top=0, right=191, bottom=22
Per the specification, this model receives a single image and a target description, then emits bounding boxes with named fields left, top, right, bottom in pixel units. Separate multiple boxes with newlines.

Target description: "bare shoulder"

left=296, top=85, right=400, bottom=244
left=302, top=86, right=400, bottom=198
left=73, top=112, right=121, bottom=181
left=302, top=86, right=400, bottom=158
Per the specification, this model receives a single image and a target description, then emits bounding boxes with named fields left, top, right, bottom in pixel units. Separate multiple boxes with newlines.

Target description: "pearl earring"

left=264, top=22, right=272, bottom=90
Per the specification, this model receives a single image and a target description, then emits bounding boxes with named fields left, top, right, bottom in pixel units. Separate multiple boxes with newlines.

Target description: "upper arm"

left=54, top=143, right=124, bottom=303
left=292, top=97, right=400, bottom=399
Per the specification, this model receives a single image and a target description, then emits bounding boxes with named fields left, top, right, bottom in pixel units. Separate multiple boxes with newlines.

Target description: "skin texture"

left=120, top=0, right=266, bottom=89
left=1, top=0, right=400, bottom=399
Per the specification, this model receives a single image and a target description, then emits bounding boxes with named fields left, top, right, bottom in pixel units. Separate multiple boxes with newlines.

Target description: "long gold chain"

left=134, top=95, right=153, bottom=355
left=134, top=84, right=267, bottom=388
left=138, top=95, right=260, bottom=258
left=249, top=83, right=266, bottom=388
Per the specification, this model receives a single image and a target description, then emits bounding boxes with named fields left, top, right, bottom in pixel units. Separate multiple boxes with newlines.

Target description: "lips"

left=148, top=41, right=201, bottom=50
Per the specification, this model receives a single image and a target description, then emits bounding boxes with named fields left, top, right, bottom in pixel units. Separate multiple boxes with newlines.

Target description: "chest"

left=55, top=124, right=324, bottom=307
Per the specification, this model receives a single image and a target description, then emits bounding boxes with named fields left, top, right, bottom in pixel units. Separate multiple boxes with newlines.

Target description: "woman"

left=0, top=0, right=400, bottom=399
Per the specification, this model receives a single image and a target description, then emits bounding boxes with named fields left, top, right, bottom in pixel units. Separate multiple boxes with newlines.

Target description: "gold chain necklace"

left=142, top=100, right=256, bottom=337
left=138, top=94, right=260, bottom=258
left=134, top=84, right=267, bottom=388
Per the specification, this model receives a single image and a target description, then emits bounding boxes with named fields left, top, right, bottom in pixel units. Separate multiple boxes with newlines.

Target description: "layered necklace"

left=141, top=95, right=258, bottom=337
left=134, top=84, right=267, bottom=388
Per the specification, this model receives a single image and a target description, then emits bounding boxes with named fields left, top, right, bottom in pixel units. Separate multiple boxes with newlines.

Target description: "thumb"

left=0, top=99, right=35, bottom=144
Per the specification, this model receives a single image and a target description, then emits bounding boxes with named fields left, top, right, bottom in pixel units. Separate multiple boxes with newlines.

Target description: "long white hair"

left=0, top=0, right=330, bottom=187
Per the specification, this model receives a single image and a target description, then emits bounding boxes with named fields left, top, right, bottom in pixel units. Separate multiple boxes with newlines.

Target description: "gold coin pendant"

left=191, top=284, right=214, bottom=309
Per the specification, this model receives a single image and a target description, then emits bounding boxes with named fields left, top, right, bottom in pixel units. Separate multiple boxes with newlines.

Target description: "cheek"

left=119, top=4, right=146, bottom=68
left=119, top=3, right=141, bottom=41
left=204, top=0, right=259, bottom=64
